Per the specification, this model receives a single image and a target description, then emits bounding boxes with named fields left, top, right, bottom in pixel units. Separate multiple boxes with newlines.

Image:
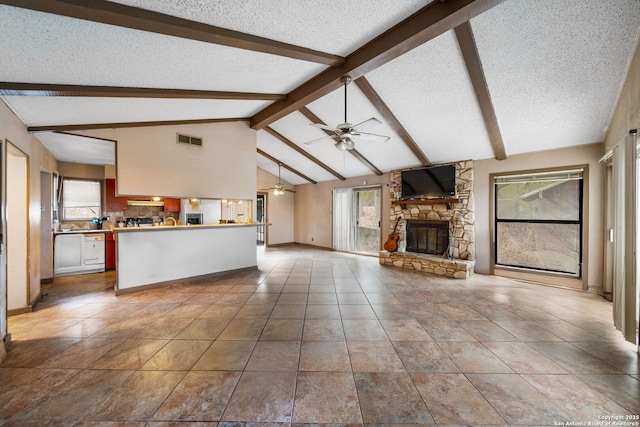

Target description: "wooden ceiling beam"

left=27, top=118, right=248, bottom=133
left=354, top=76, right=431, bottom=166
left=257, top=148, right=317, bottom=184
left=0, top=0, right=343, bottom=66
left=250, top=0, right=506, bottom=130
left=454, top=21, right=507, bottom=160
left=0, top=82, right=285, bottom=101
left=298, top=107, right=383, bottom=176
left=263, top=127, right=345, bottom=181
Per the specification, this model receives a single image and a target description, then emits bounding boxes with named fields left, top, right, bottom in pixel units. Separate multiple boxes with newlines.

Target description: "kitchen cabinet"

left=54, top=233, right=106, bottom=276
left=105, top=232, right=116, bottom=269
left=105, top=179, right=127, bottom=212
left=163, top=198, right=181, bottom=212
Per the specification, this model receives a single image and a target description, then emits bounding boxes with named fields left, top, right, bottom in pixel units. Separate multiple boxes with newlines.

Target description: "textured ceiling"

left=0, top=0, right=638, bottom=184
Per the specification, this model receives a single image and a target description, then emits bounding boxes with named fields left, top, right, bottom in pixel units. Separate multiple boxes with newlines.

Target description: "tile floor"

left=1, top=245, right=638, bottom=426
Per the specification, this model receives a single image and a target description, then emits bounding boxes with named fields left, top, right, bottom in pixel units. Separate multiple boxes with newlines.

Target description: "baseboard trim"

left=115, top=265, right=258, bottom=296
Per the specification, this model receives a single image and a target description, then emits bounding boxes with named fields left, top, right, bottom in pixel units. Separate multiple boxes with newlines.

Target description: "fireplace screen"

left=406, top=220, right=449, bottom=255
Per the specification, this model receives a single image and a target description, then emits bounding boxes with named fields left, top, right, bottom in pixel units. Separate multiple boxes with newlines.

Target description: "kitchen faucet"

left=165, top=217, right=177, bottom=226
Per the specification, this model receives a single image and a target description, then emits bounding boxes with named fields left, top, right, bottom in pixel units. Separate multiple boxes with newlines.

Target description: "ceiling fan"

left=303, top=75, right=390, bottom=151
left=259, top=163, right=295, bottom=195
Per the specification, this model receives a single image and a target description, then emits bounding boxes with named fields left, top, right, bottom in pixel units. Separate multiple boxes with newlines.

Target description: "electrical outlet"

left=311, top=237, right=314, bottom=242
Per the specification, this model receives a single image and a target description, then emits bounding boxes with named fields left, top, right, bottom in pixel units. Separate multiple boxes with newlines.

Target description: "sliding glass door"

left=354, top=188, right=381, bottom=254
left=333, top=186, right=381, bottom=255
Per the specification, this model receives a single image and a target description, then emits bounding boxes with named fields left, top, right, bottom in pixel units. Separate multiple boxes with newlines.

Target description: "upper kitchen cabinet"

left=105, top=179, right=127, bottom=212
left=163, top=198, right=181, bottom=212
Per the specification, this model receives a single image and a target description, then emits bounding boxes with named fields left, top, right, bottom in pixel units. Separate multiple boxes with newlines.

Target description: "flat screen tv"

left=401, top=165, right=456, bottom=200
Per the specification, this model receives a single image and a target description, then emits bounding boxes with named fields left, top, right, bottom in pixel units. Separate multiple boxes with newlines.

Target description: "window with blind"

left=494, top=169, right=583, bottom=275
left=61, top=178, right=102, bottom=220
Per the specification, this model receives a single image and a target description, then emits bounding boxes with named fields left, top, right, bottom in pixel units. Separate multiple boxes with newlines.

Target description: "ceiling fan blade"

left=303, top=134, right=335, bottom=145
left=285, top=189, right=296, bottom=193
left=351, top=131, right=390, bottom=143
left=351, top=117, right=382, bottom=131
left=310, top=123, right=335, bottom=132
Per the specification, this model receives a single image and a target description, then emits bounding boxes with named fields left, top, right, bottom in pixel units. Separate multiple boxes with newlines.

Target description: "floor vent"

left=176, top=133, right=203, bottom=147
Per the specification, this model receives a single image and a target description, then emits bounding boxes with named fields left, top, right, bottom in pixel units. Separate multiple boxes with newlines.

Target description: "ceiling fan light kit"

left=259, top=163, right=295, bottom=196
left=303, top=75, right=390, bottom=150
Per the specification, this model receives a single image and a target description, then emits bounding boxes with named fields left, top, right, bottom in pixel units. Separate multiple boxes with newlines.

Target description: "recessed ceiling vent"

left=176, top=133, right=203, bottom=147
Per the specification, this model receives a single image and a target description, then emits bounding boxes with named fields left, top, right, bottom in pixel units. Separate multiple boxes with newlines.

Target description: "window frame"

left=492, top=168, right=584, bottom=277
left=60, top=177, right=103, bottom=221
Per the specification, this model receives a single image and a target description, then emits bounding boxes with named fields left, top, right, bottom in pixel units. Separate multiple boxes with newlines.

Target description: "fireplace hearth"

left=406, top=220, right=449, bottom=255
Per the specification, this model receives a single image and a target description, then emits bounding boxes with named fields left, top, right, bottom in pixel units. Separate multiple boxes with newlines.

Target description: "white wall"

left=80, top=122, right=257, bottom=200
left=473, top=143, right=605, bottom=291
left=257, top=168, right=294, bottom=245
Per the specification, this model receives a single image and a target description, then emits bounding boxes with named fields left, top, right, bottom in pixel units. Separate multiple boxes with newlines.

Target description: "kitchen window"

left=61, top=178, right=102, bottom=220
left=494, top=169, right=584, bottom=276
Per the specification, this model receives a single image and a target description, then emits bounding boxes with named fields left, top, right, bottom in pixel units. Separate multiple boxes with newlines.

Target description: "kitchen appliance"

left=137, top=217, right=154, bottom=227
left=186, top=213, right=203, bottom=225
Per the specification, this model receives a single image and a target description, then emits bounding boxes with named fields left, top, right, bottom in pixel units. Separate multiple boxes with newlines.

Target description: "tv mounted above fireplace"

left=400, top=164, right=456, bottom=200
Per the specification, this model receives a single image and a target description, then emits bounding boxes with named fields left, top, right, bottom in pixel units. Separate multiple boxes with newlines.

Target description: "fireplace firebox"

left=406, top=220, right=449, bottom=255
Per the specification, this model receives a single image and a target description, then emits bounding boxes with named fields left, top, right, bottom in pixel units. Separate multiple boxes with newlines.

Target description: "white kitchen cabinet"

left=54, top=233, right=105, bottom=276
left=54, top=234, right=84, bottom=275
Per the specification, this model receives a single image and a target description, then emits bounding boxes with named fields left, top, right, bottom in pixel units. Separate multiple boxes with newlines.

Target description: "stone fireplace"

left=405, top=220, right=449, bottom=255
left=379, top=160, right=475, bottom=279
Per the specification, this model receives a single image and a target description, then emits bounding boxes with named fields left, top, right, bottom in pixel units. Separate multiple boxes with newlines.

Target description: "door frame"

left=4, top=140, right=30, bottom=316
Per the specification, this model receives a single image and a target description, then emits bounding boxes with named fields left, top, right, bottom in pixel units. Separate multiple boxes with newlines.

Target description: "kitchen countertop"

left=112, top=223, right=270, bottom=232
left=54, top=229, right=111, bottom=235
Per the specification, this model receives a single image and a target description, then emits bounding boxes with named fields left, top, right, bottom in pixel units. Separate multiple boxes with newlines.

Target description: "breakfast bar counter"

left=113, top=223, right=269, bottom=294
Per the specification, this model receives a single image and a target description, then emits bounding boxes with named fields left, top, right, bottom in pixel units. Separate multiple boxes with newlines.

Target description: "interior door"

left=353, top=187, right=381, bottom=254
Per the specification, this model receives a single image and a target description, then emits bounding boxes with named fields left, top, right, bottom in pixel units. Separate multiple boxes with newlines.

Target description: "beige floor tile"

left=380, top=319, right=433, bottom=341
left=483, top=341, right=569, bottom=373
left=468, top=373, right=571, bottom=425
left=245, top=340, right=300, bottom=371
left=13, top=369, right=133, bottom=421
left=191, top=340, right=256, bottom=370
left=302, top=319, right=345, bottom=341
left=222, top=371, right=296, bottom=423
left=293, top=372, right=362, bottom=424
left=90, top=338, right=168, bottom=370
left=217, top=318, right=267, bottom=340
left=347, top=341, right=405, bottom=372
left=354, top=372, right=434, bottom=424
left=140, top=339, right=212, bottom=370
left=152, top=371, right=241, bottom=421
left=299, top=341, right=351, bottom=371
left=260, top=318, right=303, bottom=340
left=523, top=373, right=632, bottom=420
left=3, top=246, right=633, bottom=425
left=411, top=373, right=505, bottom=425
left=173, top=318, right=229, bottom=340
left=85, top=370, right=185, bottom=421
left=392, top=341, right=459, bottom=372
left=439, top=341, right=514, bottom=373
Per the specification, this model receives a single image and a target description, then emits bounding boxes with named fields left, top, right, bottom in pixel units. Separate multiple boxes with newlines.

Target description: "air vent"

left=176, top=133, right=203, bottom=147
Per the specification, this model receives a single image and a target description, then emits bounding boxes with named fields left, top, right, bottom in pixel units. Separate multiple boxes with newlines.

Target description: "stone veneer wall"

left=380, top=160, right=476, bottom=278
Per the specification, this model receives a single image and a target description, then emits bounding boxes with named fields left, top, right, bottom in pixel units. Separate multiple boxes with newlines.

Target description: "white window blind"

left=62, top=179, right=101, bottom=220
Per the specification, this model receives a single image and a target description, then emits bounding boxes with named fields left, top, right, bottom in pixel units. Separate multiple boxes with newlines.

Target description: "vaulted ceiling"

left=1, top=0, right=639, bottom=186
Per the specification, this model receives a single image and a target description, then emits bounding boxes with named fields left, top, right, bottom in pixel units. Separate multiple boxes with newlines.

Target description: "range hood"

left=127, top=198, right=165, bottom=207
